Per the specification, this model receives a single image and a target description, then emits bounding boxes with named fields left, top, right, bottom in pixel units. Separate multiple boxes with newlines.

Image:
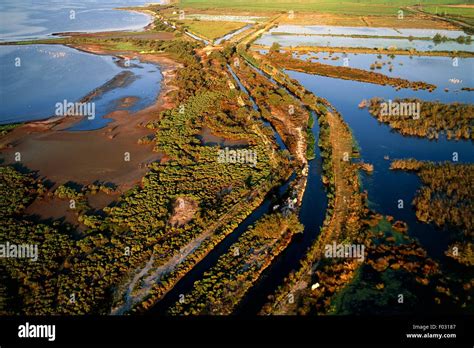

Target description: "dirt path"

left=406, top=6, right=473, bottom=32
left=269, top=109, right=356, bottom=314
left=110, top=179, right=271, bottom=315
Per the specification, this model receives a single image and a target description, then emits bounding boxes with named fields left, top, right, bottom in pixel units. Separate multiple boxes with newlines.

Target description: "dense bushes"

left=368, top=98, right=473, bottom=140
left=0, top=38, right=293, bottom=314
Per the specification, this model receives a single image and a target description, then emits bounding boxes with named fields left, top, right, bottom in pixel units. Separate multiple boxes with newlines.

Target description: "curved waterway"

left=149, top=52, right=472, bottom=315
left=0, top=0, right=154, bottom=42
left=283, top=54, right=474, bottom=259
left=227, top=64, right=287, bottom=150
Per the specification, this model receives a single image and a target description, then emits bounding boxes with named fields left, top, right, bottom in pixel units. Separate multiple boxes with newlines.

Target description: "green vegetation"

left=424, top=4, right=474, bottom=26
left=231, top=57, right=309, bottom=164
left=0, top=123, right=22, bottom=137
left=433, top=33, right=472, bottom=44
left=262, top=45, right=474, bottom=58
left=269, top=42, right=281, bottom=52
left=168, top=213, right=303, bottom=315
left=0, top=167, right=76, bottom=314
left=70, top=37, right=201, bottom=62
left=260, top=95, right=368, bottom=315
left=331, top=218, right=440, bottom=315
left=306, top=112, right=316, bottom=160
left=387, top=160, right=474, bottom=311
left=272, top=31, right=471, bottom=45
left=3, top=2, right=472, bottom=317
left=433, top=33, right=472, bottom=45
left=1, top=38, right=293, bottom=314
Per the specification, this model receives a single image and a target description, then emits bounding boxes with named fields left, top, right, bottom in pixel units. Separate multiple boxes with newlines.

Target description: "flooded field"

left=256, top=24, right=474, bottom=52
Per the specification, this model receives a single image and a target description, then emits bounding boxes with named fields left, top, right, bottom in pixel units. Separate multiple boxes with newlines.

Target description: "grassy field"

left=179, top=0, right=470, bottom=16
left=182, top=19, right=247, bottom=39
left=423, top=5, right=474, bottom=25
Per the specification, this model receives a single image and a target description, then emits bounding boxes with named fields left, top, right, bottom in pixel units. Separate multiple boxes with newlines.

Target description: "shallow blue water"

left=285, top=58, right=473, bottom=257
left=270, top=25, right=468, bottom=39
left=0, top=0, right=154, bottom=42
left=0, top=45, right=162, bottom=129
left=256, top=34, right=474, bottom=52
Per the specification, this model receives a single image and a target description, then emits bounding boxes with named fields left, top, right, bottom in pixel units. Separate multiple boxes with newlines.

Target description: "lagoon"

left=285, top=54, right=473, bottom=257
left=0, top=0, right=154, bottom=42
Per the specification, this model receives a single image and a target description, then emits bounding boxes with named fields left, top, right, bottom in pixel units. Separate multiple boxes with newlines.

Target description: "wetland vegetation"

left=367, top=98, right=473, bottom=140
left=0, top=0, right=472, bottom=320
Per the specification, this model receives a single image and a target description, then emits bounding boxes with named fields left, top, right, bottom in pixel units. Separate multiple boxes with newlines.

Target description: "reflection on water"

left=289, top=51, right=474, bottom=92
left=67, top=58, right=162, bottom=131
left=256, top=33, right=474, bottom=52
left=270, top=25, right=468, bottom=38
left=0, top=0, right=154, bottom=42
left=186, top=14, right=264, bottom=23
left=0, top=45, right=162, bottom=130
left=286, top=59, right=473, bottom=257
left=0, top=45, right=121, bottom=123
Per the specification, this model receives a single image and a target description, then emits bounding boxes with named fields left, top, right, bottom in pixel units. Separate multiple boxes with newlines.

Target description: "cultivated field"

left=179, top=0, right=470, bottom=15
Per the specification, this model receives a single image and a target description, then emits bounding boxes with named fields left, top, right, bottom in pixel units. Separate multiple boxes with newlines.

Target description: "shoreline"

left=0, top=38, right=181, bottom=194
left=0, top=4, right=164, bottom=127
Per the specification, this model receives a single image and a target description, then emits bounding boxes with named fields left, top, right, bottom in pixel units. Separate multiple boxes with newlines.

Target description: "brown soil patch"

left=25, top=196, right=81, bottom=229
left=169, top=197, right=199, bottom=227
left=118, top=96, right=139, bottom=108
